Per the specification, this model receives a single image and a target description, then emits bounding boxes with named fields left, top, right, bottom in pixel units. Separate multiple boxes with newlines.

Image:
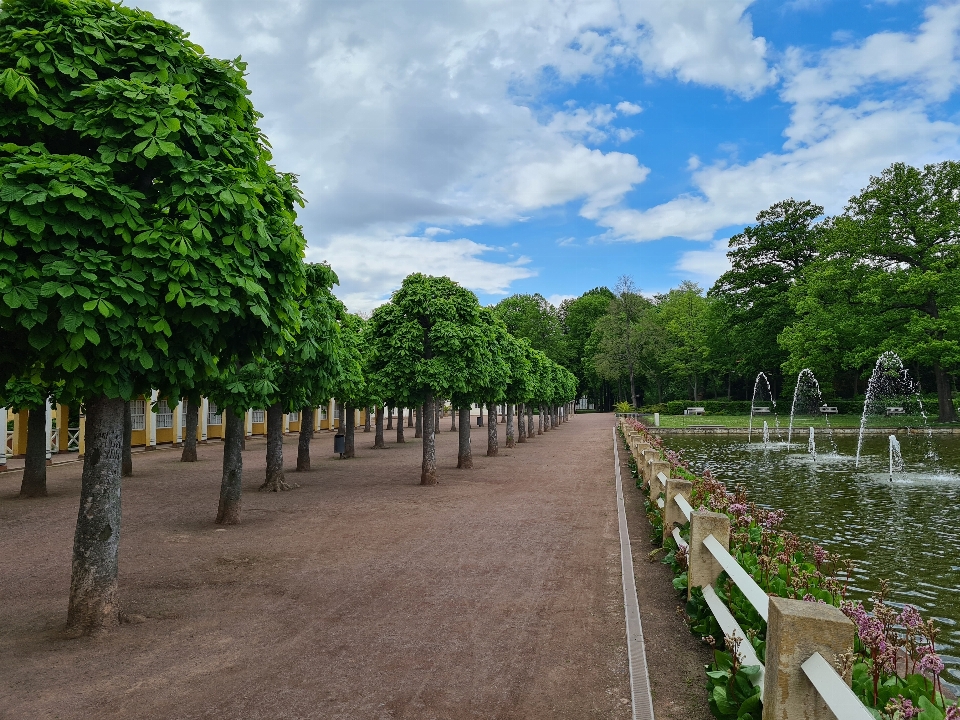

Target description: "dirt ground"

left=0, top=413, right=711, bottom=720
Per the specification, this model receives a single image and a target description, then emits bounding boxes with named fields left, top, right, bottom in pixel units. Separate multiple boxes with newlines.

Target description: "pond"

left=663, top=430, right=960, bottom=691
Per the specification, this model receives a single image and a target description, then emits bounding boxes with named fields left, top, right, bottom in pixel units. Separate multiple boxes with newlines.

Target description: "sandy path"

left=1, top=413, right=644, bottom=720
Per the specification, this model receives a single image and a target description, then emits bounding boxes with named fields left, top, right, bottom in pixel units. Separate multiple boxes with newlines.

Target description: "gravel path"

left=0, top=412, right=710, bottom=720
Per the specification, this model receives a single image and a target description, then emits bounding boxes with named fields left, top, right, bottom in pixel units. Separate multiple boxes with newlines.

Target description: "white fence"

left=626, top=422, right=874, bottom=720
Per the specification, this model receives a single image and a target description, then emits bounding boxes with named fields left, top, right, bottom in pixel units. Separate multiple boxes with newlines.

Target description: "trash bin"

left=334, top=433, right=345, bottom=455
left=477, top=416, right=483, bottom=427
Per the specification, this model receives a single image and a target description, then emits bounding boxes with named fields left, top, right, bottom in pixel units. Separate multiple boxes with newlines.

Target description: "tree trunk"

left=538, top=404, right=544, bottom=434
left=374, top=406, right=385, bottom=448
left=528, top=405, right=535, bottom=438
left=396, top=409, right=405, bottom=443
left=457, top=406, right=472, bottom=468
left=216, top=408, right=244, bottom=525
left=181, top=399, right=199, bottom=462
left=364, top=407, right=371, bottom=432
left=517, top=403, right=526, bottom=443
left=21, top=403, right=48, bottom=497
left=486, top=402, right=498, bottom=456
left=121, top=400, right=132, bottom=477
left=297, top=406, right=313, bottom=471
left=260, top=402, right=292, bottom=491
left=450, top=406, right=457, bottom=431
left=66, top=394, right=123, bottom=637
left=506, top=404, right=515, bottom=448
left=415, top=406, right=422, bottom=438
left=386, top=406, right=393, bottom=431
left=408, top=408, right=413, bottom=427
left=421, top=394, right=437, bottom=485
left=344, top=403, right=356, bottom=458
left=934, top=361, right=958, bottom=422
left=435, top=401, right=441, bottom=430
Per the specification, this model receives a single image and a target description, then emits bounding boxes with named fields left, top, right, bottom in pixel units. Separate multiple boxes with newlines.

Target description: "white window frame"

left=251, top=409, right=265, bottom=424
left=131, top=399, right=146, bottom=431
left=207, top=402, right=222, bottom=426
left=156, top=400, right=173, bottom=429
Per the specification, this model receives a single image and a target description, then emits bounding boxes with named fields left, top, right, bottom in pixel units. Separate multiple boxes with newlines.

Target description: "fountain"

left=762, top=421, right=770, bottom=445
left=748, top=372, right=776, bottom=442
left=889, top=435, right=903, bottom=479
left=856, top=351, right=928, bottom=467
left=808, top=427, right=817, bottom=462
left=787, top=369, right=825, bottom=447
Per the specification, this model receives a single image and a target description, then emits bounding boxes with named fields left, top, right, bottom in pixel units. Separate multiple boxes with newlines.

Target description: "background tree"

left=0, top=0, right=306, bottom=634
left=475, top=308, right=511, bottom=457
left=1, top=374, right=51, bottom=497
left=365, top=274, right=486, bottom=485
left=334, top=311, right=368, bottom=460
left=656, top=282, right=713, bottom=401
left=559, top=287, right=613, bottom=400
left=493, top=293, right=564, bottom=362
left=709, top=199, right=823, bottom=398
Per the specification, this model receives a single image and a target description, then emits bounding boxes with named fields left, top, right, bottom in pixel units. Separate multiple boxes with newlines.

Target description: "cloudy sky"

left=135, top=0, right=960, bottom=311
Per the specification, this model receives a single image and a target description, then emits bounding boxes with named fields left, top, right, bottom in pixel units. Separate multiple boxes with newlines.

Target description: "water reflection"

left=665, top=432, right=960, bottom=690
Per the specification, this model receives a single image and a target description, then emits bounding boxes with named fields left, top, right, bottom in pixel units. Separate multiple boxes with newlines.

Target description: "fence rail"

left=620, top=418, right=875, bottom=720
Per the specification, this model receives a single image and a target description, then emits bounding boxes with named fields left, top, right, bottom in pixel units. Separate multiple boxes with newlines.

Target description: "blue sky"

left=136, top=0, right=960, bottom=310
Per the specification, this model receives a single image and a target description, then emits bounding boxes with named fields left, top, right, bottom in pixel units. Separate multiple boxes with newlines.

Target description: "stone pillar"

left=246, top=409, right=253, bottom=438
left=648, top=460, right=671, bottom=503
left=763, top=597, right=855, bottom=720
left=314, top=407, right=321, bottom=431
left=0, top=406, right=7, bottom=468
left=328, top=398, right=336, bottom=431
left=78, top=409, right=86, bottom=458
left=663, top=478, right=692, bottom=544
left=200, top=397, right=209, bottom=442
left=173, top=401, right=182, bottom=446
left=45, top=398, right=53, bottom=465
left=283, top=411, right=290, bottom=434
left=642, top=448, right=658, bottom=486
left=688, top=510, right=730, bottom=599
left=147, top=390, right=158, bottom=449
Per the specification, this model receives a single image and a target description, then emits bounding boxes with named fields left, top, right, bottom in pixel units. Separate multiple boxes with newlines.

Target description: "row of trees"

left=586, top=162, right=960, bottom=423
left=0, top=1, right=577, bottom=637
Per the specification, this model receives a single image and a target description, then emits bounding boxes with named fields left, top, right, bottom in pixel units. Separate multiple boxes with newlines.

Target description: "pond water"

left=663, top=431, right=960, bottom=691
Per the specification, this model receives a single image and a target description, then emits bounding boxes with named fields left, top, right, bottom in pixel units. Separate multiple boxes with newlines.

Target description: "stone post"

left=648, top=460, right=671, bottom=503
left=200, top=397, right=209, bottom=442
left=0, top=406, right=7, bottom=468
left=663, top=478, right=692, bottom=544
left=78, top=409, right=86, bottom=458
left=642, top=448, right=658, bottom=486
left=763, top=597, right=855, bottom=720
left=147, top=390, right=158, bottom=449
left=283, top=411, right=290, bottom=434
left=328, top=398, right=336, bottom=431
left=245, top=408, right=253, bottom=439
left=688, top=510, right=730, bottom=599
left=173, top=401, right=182, bottom=446
left=45, top=398, right=53, bottom=465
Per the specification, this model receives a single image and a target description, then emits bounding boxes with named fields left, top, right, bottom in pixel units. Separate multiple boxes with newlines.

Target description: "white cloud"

left=595, top=3, right=960, bottom=243
left=136, top=0, right=776, bottom=307
left=616, top=101, right=643, bottom=115
left=309, top=233, right=535, bottom=312
left=546, top=294, right=577, bottom=307
left=675, top=240, right=732, bottom=282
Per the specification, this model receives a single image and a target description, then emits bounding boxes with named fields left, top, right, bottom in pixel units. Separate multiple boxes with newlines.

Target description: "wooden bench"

left=684, top=407, right=705, bottom=416
left=819, top=406, right=838, bottom=414
left=885, top=406, right=905, bottom=416
left=751, top=406, right=771, bottom=414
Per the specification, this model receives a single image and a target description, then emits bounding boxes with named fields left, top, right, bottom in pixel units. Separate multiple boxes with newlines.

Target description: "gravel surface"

left=0, top=413, right=711, bottom=720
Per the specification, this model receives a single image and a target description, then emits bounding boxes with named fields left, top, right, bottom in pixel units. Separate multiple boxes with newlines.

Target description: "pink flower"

left=944, top=705, right=959, bottom=720
left=918, top=646, right=944, bottom=676
left=898, top=605, right=922, bottom=631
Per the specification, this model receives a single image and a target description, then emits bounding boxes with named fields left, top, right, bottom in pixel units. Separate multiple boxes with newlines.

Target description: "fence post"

left=200, top=397, right=209, bottom=443
left=663, top=478, right=693, bottom=544
left=688, top=510, right=729, bottom=599
left=45, top=398, right=53, bottom=465
left=642, top=448, right=658, bottom=486
left=763, top=597, right=855, bottom=720
left=0, top=406, right=7, bottom=468
left=648, top=460, right=671, bottom=503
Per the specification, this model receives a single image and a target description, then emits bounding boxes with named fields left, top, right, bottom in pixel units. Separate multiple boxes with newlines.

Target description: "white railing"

left=4, top=429, right=12, bottom=456
left=626, top=418, right=876, bottom=720
left=49, top=427, right=59, bottom=453
left=67, top=427, right=80, bottom=452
